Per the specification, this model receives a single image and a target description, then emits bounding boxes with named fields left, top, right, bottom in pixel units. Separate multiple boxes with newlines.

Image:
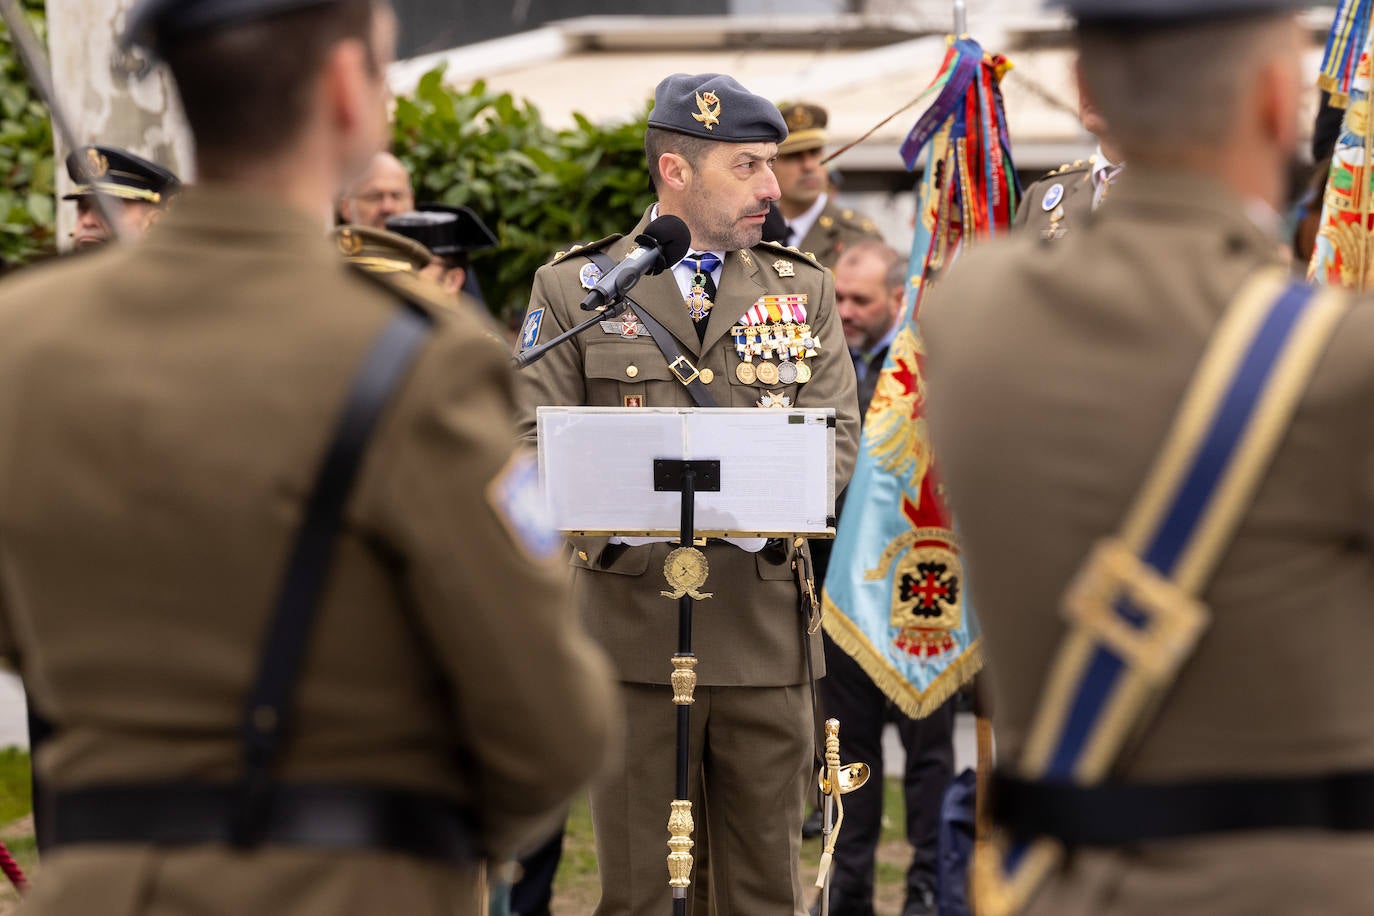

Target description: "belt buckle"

left=668, top=356, right=700, bottom=386
left=1061, top=538, right=1209, bottom=683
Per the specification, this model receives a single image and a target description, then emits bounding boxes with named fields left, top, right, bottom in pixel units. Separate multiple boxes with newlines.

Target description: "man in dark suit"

left=813, top=240, right=956, bottom=916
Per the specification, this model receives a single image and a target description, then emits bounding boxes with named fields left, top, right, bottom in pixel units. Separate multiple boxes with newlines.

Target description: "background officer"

left=386, top=203, right=499, bottom=304
left=925, top=2, right=1374, bottom=914
left=773, top=101, right=883, bottom=266
left=63, top=144, right=180, bottom=249
left=813, top=240, right=954, bottom=916
left=337, top=150, right=414, bottom=227
left=0, top=1, right=617, bottom=914
left=1013, top=95, right=1124, bottom=239
left=515, top=72, right=860, bottom=915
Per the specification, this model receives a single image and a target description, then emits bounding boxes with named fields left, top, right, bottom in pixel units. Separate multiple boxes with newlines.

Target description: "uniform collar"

left=144, top=184, right=339, bottom=262
left=1097, top=168, right=1282, bottom=249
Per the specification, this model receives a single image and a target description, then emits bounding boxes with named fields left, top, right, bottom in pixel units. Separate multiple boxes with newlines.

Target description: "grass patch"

left=0, top=751, right=29, bottom=827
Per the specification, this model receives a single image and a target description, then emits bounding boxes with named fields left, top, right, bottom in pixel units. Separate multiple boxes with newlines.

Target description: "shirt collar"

left=787, top=192, right=829, bottom=247
left=1091, top=146, right=1123, bottom=190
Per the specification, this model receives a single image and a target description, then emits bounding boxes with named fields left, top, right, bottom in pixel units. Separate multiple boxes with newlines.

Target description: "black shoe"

left=901, top=883, right=937, bottom=916
left=801, top=808, right=824, bottom=839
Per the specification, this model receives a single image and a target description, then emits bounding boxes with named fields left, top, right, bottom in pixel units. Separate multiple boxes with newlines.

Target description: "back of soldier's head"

left=126, top=0, right=391, bottom=176
left=1062, top=2, right=1304, bottom=166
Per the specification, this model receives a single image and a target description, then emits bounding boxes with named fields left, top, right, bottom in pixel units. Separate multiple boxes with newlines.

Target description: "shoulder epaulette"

left=1046, top=159, right=1091, bottom=178
left=836, top=207, right=881, bottom=235
left=754, top=239, right=825, bottom=270
left=548, top=234, right=620, bottom=266
left=346, top=262, right=451, bottom=317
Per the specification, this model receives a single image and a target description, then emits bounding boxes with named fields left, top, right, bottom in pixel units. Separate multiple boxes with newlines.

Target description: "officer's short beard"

left=679, top=195, right=765, bottom=253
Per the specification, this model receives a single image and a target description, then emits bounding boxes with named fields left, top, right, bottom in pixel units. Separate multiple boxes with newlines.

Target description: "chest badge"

left=1042, top=183, right=1065, bottom=212
left=579, top=261, right=604, bottom=290
left=773, top=259, right=795, bottom=278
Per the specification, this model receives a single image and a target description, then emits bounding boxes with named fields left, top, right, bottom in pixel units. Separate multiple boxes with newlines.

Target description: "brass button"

left=577, top=550, right=590, bottom=561
left=699, top=368, right=715, bottom=384
left=626, top=365, right=639, bottom=379
left=794, top=537, right=806, bottom=548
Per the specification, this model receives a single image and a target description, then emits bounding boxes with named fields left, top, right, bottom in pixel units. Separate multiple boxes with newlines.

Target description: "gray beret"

left=648, top=74, right=788, bottom=144
left=124, top=0, right=337, bottom=56
left=1052, top=0, right=1306, bottom=20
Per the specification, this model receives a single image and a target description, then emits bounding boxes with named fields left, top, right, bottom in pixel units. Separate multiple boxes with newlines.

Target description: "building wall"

left=392, top=0, right=727, bottom=57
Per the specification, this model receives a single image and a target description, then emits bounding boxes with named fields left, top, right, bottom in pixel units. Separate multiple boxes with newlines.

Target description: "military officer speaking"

left=515, top=74, right=860, bottom=915
left=925, top=1, right=1374, bottom=914
left=773, top=102, right=883, bottom=267
left=0, top=1, right=617, bottom=914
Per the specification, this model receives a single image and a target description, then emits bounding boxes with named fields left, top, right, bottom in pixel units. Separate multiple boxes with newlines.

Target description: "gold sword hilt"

left=815, top=719, right=871, bottom=891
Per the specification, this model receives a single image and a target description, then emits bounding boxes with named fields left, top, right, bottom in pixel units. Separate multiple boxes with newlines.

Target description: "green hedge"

left=0, top=0, right=55, bottom=266
left=393, top=67, right=656, bottom=323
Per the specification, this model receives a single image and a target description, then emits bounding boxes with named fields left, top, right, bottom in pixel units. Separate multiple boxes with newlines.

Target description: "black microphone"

left=579, top=215, right=691, bottom=310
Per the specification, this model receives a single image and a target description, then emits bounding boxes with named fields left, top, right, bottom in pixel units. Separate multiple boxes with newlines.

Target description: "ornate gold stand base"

left=671, top=655, right=698, bottom=706
left=667, top=798, right=694, bottom=897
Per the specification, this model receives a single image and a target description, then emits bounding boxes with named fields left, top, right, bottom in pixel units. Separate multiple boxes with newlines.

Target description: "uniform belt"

left=46, top=783, right=482, bottom=864
left=993, top=771, right=1374, bottom=846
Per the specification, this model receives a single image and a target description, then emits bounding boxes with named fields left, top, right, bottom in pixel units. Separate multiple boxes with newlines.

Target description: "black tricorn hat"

left=386, top=205, right=498, bottom=258
left=64, top=145, right=180, bottom=204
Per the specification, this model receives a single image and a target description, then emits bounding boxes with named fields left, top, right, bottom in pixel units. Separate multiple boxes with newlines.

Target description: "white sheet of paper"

left=536, top=406, right=837, bottom=537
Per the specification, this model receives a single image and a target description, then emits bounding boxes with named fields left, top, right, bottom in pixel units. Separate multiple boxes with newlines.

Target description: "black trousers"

left=510, top=822, right=564, bottom=916
left=819, top=631, right=956, bottom=911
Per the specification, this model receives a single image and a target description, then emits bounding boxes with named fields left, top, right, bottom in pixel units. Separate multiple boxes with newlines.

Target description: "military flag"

left=1309, top=0, right=1374, bottom=287
left=821, top=36, right=1018, bottom=718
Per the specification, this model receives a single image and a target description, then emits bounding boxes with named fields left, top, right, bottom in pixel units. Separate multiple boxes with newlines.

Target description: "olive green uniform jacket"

left=0, top=187, right=617, bottom=916
left=1012, top=160, right=1094, bottom=240
left=924, top=170, right=1374, bottom=915
left=514, top=208, right=860, bottom=688
left=796, top=199, right=884, bottom=268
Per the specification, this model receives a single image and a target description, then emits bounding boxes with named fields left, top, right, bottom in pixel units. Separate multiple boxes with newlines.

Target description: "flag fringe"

left=822, top=592, right=983, bottom=720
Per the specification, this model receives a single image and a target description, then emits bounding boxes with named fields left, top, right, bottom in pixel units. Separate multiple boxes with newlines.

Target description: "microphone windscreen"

left=638, top=215, right=692, bottom=273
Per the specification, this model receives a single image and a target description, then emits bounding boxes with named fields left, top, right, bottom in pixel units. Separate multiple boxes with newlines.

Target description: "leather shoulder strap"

left=232, top=302, right=433, bottom=846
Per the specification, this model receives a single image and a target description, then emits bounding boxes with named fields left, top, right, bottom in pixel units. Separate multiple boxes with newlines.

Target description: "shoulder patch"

left=549, top=234, right=621, bottom=265
left=518, top=307, right=545, bottom=351
left=486, top=449, right=562, bottom=562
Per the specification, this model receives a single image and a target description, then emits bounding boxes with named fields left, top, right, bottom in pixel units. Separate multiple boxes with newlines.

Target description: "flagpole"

left=954, top=0, right=967, bottom=35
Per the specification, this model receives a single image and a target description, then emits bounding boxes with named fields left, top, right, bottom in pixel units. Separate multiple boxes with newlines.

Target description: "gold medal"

left=736, top=361, right=758, bottom=385
left=661, top=546, right=713, bottom=600
left=756, top=361, right=780, bottom=386
left=777, top=360, right=799, bottom=385
left=796, top=361, right=812, bottom=384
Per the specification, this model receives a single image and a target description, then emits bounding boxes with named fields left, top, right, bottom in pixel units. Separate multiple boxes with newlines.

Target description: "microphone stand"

left=513, top=297, right=631, bottom=370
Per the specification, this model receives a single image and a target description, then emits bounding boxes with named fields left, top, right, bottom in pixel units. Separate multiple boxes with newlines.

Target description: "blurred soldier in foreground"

left=64, top=144, right=180, bottom=249
left=0, top=1, right=616, bottom=914
left=515, top=73, right=859, bottom=914
left=925, top=1, right=1374, bottom=914
left=773, top=102, right=882, bottom=266
left=338, top=150, right=414, bottom=227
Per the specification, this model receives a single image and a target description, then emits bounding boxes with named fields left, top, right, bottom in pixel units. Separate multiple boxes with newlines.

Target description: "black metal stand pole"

left=671, top=466, right=695, bottom=916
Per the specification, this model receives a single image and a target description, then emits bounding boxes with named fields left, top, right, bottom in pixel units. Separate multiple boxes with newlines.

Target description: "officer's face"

left=71, top=197, right=159, bottom=250
left=835, top=252, right=902, bottom=352
left=679, top=141, right=780, bottom=252
left=343, top=155, right=414, bottom=228
left=773, top=147, right=826, bottom=213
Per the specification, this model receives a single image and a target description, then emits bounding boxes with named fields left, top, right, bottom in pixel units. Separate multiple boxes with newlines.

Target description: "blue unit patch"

left=1041, top=183, right=1065, bottom=212
left=579, top=261, right=604, bottom=290
left=487, top=450, right=562, bottom=561
left=519, top=308, right=545, bottom=351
